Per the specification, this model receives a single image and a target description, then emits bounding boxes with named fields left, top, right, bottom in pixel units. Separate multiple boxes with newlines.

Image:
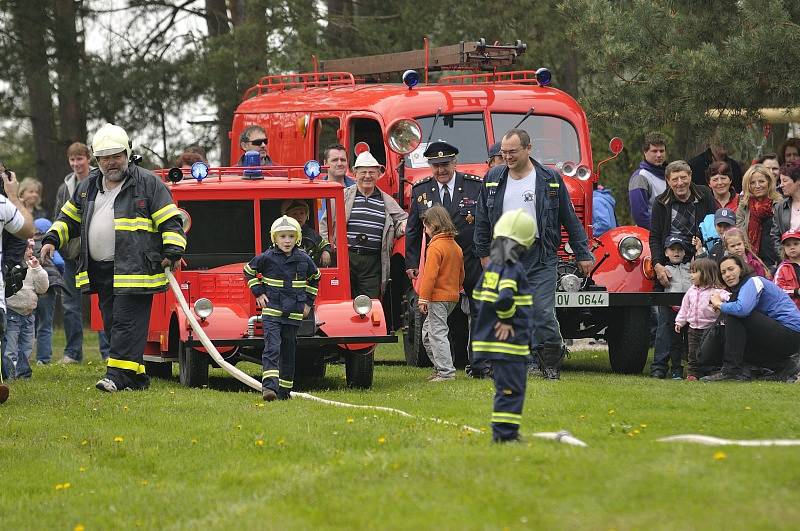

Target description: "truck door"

left=347, top=114, right=386, bottom=166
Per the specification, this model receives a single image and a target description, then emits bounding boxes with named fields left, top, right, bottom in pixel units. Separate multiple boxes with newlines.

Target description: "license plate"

left=555, top=292, right=609, bottom=307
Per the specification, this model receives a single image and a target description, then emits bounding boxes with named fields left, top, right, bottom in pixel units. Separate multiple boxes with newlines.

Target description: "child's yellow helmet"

left=270, top=215, right=302, bottom=245
left=493, top=209, right=537, bottom=248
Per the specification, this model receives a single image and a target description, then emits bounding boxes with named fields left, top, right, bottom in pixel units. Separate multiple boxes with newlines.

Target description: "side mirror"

left=609, top=137, right=624, bottom=155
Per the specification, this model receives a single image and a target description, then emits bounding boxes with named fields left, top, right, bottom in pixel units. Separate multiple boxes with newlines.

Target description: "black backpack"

left=4, top=261, right=27, bottom=298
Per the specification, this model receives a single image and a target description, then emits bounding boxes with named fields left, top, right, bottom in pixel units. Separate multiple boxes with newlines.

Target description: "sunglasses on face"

left=248, top=138, right=268, bottom=146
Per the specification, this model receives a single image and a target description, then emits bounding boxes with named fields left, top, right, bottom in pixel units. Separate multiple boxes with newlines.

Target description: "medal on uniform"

left=466, top=212, right=474, bottom=224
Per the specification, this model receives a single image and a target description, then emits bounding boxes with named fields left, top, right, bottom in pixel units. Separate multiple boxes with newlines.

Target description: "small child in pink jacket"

left=674, top=258, right=729, bottom=380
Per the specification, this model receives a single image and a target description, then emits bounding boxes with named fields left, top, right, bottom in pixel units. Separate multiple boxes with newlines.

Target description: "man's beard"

left=101, top=166, right=126, bottom=182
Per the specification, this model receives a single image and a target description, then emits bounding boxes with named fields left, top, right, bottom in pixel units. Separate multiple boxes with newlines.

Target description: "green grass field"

left=2, top=330, right=800, bottom=530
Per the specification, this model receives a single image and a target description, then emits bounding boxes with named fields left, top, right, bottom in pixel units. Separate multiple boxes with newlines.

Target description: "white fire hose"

left=166, top=268, right=588, bottom=446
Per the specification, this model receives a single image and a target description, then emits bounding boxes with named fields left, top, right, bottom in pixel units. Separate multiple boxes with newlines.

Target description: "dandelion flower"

left=113, top=436, right=124, bottom=443
left=191, top=439, right=198, bottom=444
left=81, top=440, right=88, bottom=446
left=346, top=418, right=354, bottom=424
left=714, top=451, right=727, bottom=461
left=74, top=525, right=85, bottom=531
left=255, top=439, right=265, bottom=446
left=745, top=406, right=751, bottom=411
left=378, top=436, right=386, bottom=444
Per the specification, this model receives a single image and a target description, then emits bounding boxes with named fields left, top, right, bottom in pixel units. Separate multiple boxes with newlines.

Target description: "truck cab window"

left=406, top=113, right=487, bottom=166
left=349, top=118, right=386, bottom=166
left=491, top=113, right=581, bottom=165
left=315, top=117, right=340, bottom=162
left=262, top=198, right=335, bottom=267
left=179, top=200, right=255, bottom=270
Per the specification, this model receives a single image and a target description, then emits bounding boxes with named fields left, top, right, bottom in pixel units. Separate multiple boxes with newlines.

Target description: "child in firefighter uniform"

left=244, top=216, right=320, bottom=401
left=471, top=209, right=536, bottom=442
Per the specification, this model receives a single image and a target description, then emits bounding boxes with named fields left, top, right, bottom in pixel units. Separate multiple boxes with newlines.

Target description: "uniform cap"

left=664, top=235, right=690, bottom=251
left=352, top=151, right=382, bottom=169
left=91, top=123, right=131, bottom=158
left=493, top=209, right=536, bottom=248
left=714, top=208, right=736, bottom=226
left=781, top=229, right=800, bottom=243
left=270, top=215, right=302, bottom=245
left=487, top=142, right=502, bottom=160
left=424, top=140, right=459, bottom=164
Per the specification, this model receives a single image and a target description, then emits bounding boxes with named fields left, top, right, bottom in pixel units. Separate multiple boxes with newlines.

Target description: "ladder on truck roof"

left=315, top=38, right=527, bottom=83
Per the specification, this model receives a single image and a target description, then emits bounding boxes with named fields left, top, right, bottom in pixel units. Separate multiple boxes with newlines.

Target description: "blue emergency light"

left=304, top=160, right=321, bottom=180
left=402, top=70, right=420, bottom=89
left=535, top=68, right=552, bottom=86
left=242, top=150, right=263, bottom=178
left=191, top=161, right=209, bottom=182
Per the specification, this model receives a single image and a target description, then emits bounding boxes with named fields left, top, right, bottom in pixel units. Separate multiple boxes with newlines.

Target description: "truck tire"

left=402, top=289, right=432, bottom=367
left=606, top=307, right=650, bottom=374
left=178, top=341, right=209, bottom=388
left=345, top=350, right=374, bottom=389
left=145, top=360, right=172, bottom=380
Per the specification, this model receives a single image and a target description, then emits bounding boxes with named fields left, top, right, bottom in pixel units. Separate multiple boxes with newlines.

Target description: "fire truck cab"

left=139, top=164, right=396, bottom=389
left=226, top=40, right=682, bottom=374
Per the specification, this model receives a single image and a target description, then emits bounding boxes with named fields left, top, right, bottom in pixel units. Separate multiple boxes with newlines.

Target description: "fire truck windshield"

left=491, top=113, right=581, bottom=165
left=405, top=113, right=487, bottom=166
left=180, top=199, right=255, bottom=270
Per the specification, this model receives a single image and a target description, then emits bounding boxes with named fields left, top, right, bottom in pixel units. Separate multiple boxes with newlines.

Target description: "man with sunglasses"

left=238, top=125, right=274, bottom=166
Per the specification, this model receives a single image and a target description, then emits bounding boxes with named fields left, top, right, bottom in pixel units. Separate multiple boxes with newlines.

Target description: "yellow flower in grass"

left=346, top=418, right=354, bottom=424
left=377, top=436, right=386, bottom=445
left=191, top=438, right=198, bottom=444
left=745, top=406, right=752, bottom=411
left=255, top=439, right=265, bottom=446
left=55, top=482, right=72, bottom=490
left=713, top=451, right=727, bottom=461
left=81, top=440, right=88, bottom=446
left=113, top=436, right=124, bottom=443
left=74, top=525, right=85, bottom=531
left=608, top=409, right=615, bottom=415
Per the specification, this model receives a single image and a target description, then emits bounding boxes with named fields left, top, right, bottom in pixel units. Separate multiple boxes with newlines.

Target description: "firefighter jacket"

left=42, top=165, right=186, bottom=295
left=299, top=225, right=331, bottom=266
left=471, top=260, right=534, bottom=361
left=243, top=247, right=320, bottom=325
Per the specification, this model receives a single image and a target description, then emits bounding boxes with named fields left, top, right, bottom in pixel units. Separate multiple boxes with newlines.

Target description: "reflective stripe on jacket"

left=42, top=165, right=185, bottom=295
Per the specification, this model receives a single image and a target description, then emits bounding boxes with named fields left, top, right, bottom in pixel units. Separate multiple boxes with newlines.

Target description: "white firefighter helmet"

left=270, top=215, right=302, bottom=245
left=91, top=123, right=131, bottom=158
left=493, top=209, right=537, bottom=248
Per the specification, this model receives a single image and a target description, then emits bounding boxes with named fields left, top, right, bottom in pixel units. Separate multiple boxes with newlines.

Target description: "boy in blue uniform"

left=244, top=216, right=321, bottom=401
left=471, top=209, right=536, bottom=442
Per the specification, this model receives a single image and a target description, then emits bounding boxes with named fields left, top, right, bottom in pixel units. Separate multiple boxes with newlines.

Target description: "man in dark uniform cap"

left=486, top=142, right=504, bottom=172
left=405, top=140, right=487, bottom=377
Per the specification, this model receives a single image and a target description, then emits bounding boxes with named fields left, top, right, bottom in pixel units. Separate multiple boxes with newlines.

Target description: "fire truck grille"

left=197, top=274, right=249, bottom=304
left=558, top=202, right=585, bottom=259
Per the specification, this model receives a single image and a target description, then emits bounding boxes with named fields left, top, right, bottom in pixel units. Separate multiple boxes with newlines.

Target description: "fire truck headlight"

left=193, top=298, right=213, bottom=320
left=575, top=165, right=591, bottom=181
left=387, top=119, right=422, bottom=155
left=535, top=68, right=552, bottom=86
left=353, top=295, right=372, bottom=317
left=619, top=236, right=643, bottom=261
left=560, top=273, right=582, bottom=292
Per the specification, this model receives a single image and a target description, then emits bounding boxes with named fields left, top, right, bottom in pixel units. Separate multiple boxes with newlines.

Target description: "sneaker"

left=426, top=371, right=438, bottom=381
left=59, top=356, right=79, bottom=365
left=262, top=389, right=277, bottom=402
left=429, top=375, right=455, bottom=382
left=650, top=369, right=666, bottom=379
left=543, top=367, right=560, bottom=380
left=36, top=360, right=47, bottom=366
left=686, top=375, right=698, bottom=381
left=671, top=370, right=683, bottom=380
left=95, top=378, right=118, bottom=392
left=701, top=371, right=750, bottom=382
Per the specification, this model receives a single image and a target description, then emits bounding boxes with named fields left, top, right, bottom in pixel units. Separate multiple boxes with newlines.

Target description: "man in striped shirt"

left=343, top=151, right=407, bottom=299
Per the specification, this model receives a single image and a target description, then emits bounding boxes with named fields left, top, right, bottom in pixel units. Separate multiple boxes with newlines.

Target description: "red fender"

left=591, top=225, right=656, bottom=293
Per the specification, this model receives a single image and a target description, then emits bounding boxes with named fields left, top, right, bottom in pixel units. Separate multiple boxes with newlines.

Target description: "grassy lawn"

left=2, top=330, right=800, bottom=530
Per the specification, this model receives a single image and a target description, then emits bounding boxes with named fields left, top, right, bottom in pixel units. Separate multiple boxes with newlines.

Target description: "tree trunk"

left=10, top=1, right=66, bottom=213
left=206, top=0, right=234, bottom=164
left=559, top=50, right=580, bottom=98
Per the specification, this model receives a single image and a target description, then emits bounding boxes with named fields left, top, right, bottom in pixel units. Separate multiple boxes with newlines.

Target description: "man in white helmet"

left=41, top=123, right=186, bottom=392
left=321, top=150, right=407, bottom=299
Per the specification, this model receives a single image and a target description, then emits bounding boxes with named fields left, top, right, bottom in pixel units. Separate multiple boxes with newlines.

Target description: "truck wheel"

left=178, top=342, right=209, bottom=388
left=145, top=360, right=172, bottom=380
left=606, top=307, right=650, bottom=374
left=345, top=350, right=374, bottom=389
left=402, top=289, right=432, bottom=367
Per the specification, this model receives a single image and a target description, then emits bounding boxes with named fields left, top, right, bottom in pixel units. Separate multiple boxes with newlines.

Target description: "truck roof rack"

left=317, top=38, right=527, bottom=83
left=153, top=165, right=329, bottom=184
left=243, top=72, right=355, bottom=99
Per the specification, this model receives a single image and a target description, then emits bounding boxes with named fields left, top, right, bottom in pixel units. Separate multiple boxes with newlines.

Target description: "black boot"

left=541, top=343, right=564, bottom=380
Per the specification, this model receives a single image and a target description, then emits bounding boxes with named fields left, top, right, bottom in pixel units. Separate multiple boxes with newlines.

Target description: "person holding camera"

left=0, top=163, right=35, bottom=380
left=41, top=124, right=186, bottom=393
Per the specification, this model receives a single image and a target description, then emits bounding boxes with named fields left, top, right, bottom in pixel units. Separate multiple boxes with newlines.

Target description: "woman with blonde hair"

left=17, top=177, right=47, bottom=219
left=736, top=164, right=782, bottom=271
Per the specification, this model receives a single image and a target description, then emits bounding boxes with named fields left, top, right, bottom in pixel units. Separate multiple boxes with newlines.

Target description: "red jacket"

left=774, top=260, right=800, bottom=311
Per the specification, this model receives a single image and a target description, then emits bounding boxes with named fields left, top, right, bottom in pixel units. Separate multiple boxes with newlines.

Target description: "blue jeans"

left=2, top=309, right=35, bottom=379
left=35, top=287, right=57, bottom=364
left=62, top=258, right=110, bottom=361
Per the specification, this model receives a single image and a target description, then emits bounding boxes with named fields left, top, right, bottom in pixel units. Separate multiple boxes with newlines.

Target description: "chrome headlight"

left=563, top=242, right=574, bottom=255
left=353, top=295, right=372, bottom=316
left=560, top=273, right=582, bottom=292
left=618, top=236, right=643, bottom=261
left=193, top=298, right=213, bottom=319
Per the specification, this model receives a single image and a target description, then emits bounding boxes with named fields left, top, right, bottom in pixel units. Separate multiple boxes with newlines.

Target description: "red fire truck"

left=223, top=39, right=680, bottom=374
left=137, top=163, right=396, bottom=389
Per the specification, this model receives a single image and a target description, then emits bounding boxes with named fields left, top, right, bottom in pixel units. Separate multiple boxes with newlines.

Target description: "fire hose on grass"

left=166, top=267, right=587, bottom=446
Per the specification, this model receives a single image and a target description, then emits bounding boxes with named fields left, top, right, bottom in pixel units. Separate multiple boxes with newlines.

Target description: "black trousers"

left=490, top=359, right=527, bottom=442
left=701, top=311, right=800, bottom=374
left=349, top=250, right=381, bottom=299
left=91, top=261, right=153, bottom=390
left=262, top=318, right=298, bottom=399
